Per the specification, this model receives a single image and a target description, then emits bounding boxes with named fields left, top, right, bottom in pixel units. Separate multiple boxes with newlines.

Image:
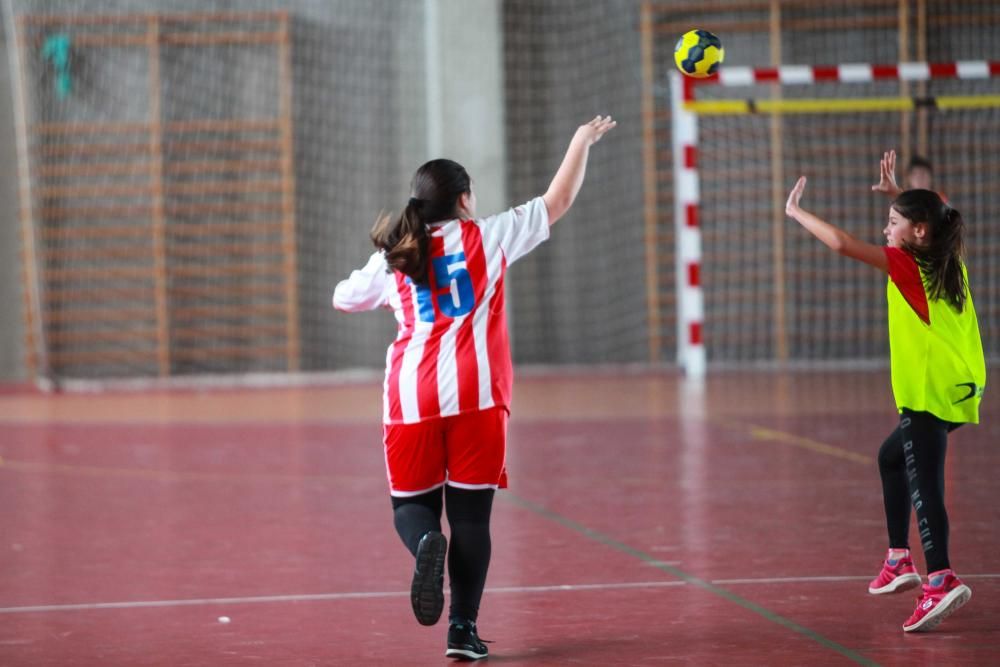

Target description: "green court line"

left=504, top=492, right=880, bottom=667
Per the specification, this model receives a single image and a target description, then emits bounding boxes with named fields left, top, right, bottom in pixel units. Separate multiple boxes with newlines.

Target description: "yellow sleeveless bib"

left=887, top=262, right=986, bottom=423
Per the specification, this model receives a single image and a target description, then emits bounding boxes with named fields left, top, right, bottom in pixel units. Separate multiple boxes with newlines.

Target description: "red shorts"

left=382, top=407, right=509, bottom=497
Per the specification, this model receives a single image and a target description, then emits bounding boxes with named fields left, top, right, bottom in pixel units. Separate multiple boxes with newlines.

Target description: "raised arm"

left=333, top=251, right=390, bottom=312
left=786, top=176, right=889, bottom=273
left=871, top=149, right=903, bottom=199
left=542, top=115, right=617, bottom=225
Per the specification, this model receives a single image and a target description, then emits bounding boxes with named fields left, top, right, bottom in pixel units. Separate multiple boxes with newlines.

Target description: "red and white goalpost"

left=670, top=60, right=1000, bottom=377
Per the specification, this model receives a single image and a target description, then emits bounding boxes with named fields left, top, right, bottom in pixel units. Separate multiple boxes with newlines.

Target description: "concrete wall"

left=426, top=0, right=507, bottom=219
left=0, top=17, right=25, bottom=380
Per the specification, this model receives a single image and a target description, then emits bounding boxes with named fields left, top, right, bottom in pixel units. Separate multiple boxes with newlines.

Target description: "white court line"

left=0, top=580, right=686, bottom=615
left=715, top=575, right=875, bottom=585
left=2, top=574, right=998, bottom=615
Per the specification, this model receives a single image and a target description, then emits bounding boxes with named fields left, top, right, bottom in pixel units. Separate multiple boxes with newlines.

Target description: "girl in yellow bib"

left=784, top=153, right=985, bottom=634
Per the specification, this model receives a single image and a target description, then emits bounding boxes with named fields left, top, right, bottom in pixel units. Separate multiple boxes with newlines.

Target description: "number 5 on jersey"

left=410, top=251, right=476, bottom=322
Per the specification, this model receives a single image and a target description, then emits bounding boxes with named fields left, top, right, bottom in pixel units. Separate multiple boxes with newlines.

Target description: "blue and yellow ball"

left=674, top=29, right=724, bottom=79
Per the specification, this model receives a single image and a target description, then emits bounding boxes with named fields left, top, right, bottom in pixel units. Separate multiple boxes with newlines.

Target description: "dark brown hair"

left=892, top=189, right=967, bottom=311
left=370, top=159, right=471, bottom=284
left=906, top=155, right=933, bottom=174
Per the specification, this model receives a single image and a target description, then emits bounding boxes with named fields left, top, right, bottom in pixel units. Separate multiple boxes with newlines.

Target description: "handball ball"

left=674, top=29, right=724, bottom=79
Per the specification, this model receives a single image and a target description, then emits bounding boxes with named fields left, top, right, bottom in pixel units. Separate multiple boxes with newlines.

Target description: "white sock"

left=888, top=548, right=910, bottom=562
left=928, top=569, right=953, bottom=586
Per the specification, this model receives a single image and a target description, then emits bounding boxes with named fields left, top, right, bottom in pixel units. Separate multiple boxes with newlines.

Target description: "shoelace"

left=455, top=626, right=493, bottom=647
left=455, top=623, right=493, bottom=644
left=467, top=630, right=493, bottom=646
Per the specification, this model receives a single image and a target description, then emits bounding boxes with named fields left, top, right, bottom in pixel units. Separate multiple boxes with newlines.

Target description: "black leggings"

left=391, top=486, right=494, bottom=624
left=877, top=410, right=958, bottom=573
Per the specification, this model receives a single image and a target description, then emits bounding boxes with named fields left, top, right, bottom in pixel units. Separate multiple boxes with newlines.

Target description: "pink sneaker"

left=868, top=550, right=922, bottom=595
left=902, top=570, right=972, bottom=632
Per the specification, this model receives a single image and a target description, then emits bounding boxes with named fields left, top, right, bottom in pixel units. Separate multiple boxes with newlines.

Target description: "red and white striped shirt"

left=333, top=197, right=549, bottom=424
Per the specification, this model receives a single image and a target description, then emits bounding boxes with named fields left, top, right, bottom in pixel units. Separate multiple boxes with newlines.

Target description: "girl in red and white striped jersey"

left=334, top=115, right=615, bottom=660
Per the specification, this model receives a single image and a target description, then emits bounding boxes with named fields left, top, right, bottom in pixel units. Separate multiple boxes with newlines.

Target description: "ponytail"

left=921, top=204, right=967, bottom=312
left=371, top=198, right=431, bottom=284
left=893, top=190, right=967, bottom=312
left=370, top=159, right=472, bottom=285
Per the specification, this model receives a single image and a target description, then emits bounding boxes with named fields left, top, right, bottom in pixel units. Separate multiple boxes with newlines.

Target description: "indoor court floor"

left=1, top=368, right=998, bottom=665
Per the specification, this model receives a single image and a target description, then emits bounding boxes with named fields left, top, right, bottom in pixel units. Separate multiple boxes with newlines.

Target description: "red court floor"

left=1, top=369, right=998, bottom=665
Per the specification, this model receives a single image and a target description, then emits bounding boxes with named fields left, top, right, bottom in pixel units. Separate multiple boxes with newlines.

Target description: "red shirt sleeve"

left=884, top=247, right=930, bottom=325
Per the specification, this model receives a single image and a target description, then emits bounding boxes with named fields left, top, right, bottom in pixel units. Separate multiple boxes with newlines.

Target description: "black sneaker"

left=410, top=531, right=447, bottom=626
left=445, top=621, right=489, bottom=661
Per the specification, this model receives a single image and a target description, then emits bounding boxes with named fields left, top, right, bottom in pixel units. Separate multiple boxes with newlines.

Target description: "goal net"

left=668, top=62, right=1000, bottom=374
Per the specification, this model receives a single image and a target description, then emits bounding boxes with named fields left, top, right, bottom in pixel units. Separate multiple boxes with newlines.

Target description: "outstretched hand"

left=574, top=115, right=616, bottom=146
left=784, top=173, right=888, bottom=272
left=871, top=149, right=901, bottom=197
left=785, top=176, right=807, bottom=216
